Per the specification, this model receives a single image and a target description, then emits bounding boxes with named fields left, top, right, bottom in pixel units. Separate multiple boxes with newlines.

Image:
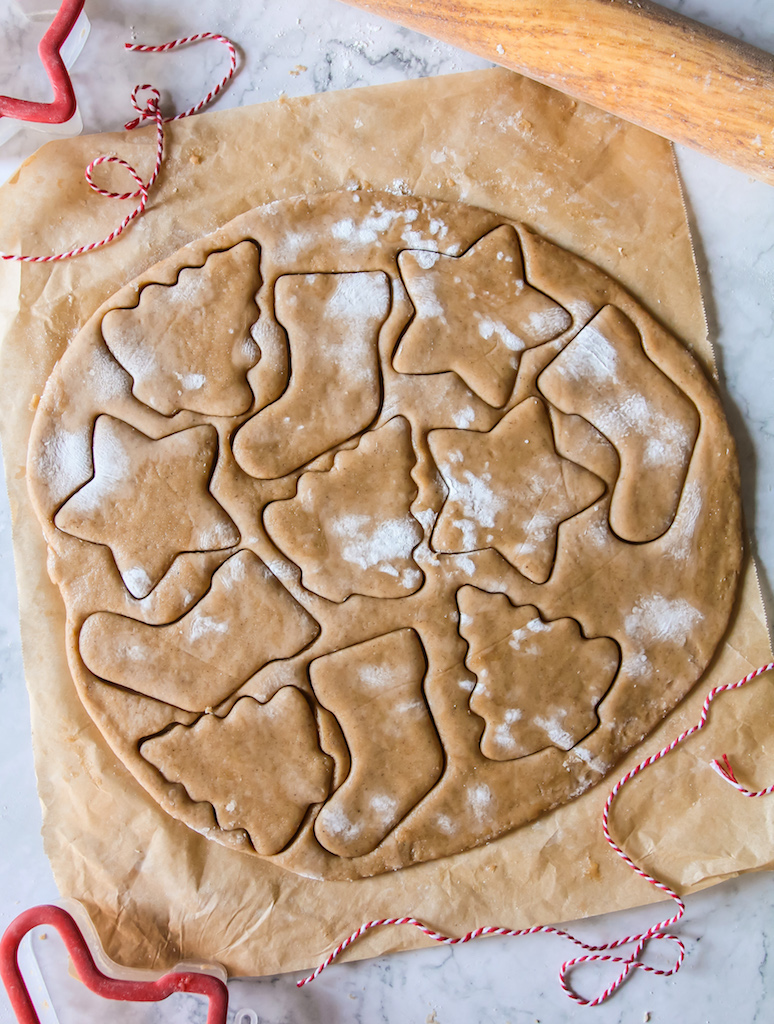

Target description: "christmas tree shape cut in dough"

left=233, top=271, right=391, bottom=479
left=395, top=225, right=571, bottom=407
left=538, top=305, right=699, bottom=542
left=429, top=397, right=605, bottom=584
left=141, top=689, right=332, bottom=855
left=310, top=629, right=443, bottom=858
left=79, top=551, right=320, bottom=713
left=101, top=241, right=261, bottom=417
left=264, top=417, right=424, bottom=601
left=458, top=586, right=620, bottom=760
left=55, top=417, right=239, bottom=599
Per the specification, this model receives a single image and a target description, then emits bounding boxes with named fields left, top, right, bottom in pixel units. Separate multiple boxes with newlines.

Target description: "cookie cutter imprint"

left=26, top=191, right=742, bottom=881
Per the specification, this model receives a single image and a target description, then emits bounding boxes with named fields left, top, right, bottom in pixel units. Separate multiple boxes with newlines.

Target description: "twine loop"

left=123, top=83, right=162, bottom=132
left=82, top=84, right=163, bottom=223
left=300, top=661, right=774, bottom=1005
left=1, top=32, right=237, bottom=263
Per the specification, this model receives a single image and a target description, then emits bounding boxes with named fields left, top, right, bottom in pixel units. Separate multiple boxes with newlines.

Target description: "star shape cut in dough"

left=395, top=225, right=572, bottom=407
left=428, top=398, right=605, bottom=583
left=55, top=416, right=239, bottom=598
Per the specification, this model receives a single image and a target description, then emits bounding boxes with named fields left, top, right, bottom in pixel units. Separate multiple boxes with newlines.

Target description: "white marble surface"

left=1, top=1, right=774, bottom=1021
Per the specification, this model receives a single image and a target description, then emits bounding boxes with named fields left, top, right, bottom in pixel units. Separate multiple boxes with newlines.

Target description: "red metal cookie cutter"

left=0, top=903, right=230, bottom=1024
left=0, top=0, right=85, bottom=126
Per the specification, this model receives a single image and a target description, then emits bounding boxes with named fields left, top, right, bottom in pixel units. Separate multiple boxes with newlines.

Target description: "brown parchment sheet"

left=0, top=68, right=773, bottom=977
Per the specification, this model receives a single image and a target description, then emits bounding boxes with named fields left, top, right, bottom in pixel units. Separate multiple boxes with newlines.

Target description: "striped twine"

left=298, top=661, right=774, bottom=1004
left=0, top=32, right=237, bottom=263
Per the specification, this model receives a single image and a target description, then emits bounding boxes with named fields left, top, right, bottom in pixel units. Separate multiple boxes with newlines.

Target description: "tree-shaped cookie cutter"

left=0, top=902, right=229, bottom=1023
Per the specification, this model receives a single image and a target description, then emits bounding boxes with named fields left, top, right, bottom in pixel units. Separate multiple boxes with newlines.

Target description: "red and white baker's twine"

left=0, top=32, right=237, bottom=263
left=299, top=660, right=774, bottom=1005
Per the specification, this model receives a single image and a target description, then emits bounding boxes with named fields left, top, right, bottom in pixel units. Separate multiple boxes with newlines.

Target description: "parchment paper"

left=0, top=68, right=772, bottom=977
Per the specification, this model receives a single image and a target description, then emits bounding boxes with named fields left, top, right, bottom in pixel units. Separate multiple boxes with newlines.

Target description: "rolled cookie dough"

left=27, top=191, right=742, bottom=880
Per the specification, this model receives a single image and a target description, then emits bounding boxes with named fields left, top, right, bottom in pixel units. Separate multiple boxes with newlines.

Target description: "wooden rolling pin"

left=341, top=0, right=774, bottom=185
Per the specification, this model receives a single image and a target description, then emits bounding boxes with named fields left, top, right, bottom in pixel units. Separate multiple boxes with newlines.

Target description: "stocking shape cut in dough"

left=54, top=417, right=239, bottom=599
left=458, top=586, right=620, bottom=760
left=141, top=689, right=332, bottom=855
left=538, top=305, right=699, bottom=542
left=79, top=551, right=320, bottom=713
left=310, top=629, right=443, bottom=858
left=395, top=226, right=572, bottom=407
left=101, top=241, right=261, bottom=417
left=264, top=417, right=424, bottom=601
left=233, top=271, right=391, bottom=479
left=429, top=397, right=605, bottom=584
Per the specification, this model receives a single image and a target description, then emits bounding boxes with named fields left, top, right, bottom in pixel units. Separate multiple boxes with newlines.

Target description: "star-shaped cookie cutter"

left=0, top=0, right=88, bottom=127
left=0, top=903, right=230, bottom=1023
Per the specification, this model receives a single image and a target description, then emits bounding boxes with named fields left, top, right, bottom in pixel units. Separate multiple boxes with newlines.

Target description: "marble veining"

left=2, top=1, right=774, bottom=1022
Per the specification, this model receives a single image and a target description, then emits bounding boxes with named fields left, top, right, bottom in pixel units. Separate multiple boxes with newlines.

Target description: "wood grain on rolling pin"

left=341, top=0, right=774, bottom=185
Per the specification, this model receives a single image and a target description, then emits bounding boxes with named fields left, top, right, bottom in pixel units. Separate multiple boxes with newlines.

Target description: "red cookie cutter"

left=0, top=0, right=86, bottom=126
left=0, top=903, right=230, bottom=1024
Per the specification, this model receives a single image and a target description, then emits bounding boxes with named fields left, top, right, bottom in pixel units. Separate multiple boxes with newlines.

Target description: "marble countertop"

left=2, top=1, right=774, bottom=1021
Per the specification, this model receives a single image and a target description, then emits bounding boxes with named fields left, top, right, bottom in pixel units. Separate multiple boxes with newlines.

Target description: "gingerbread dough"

left=458, top=586, right=620, bottom=761
left=54, top=417, right=239, bottom=599
left=396, top=226, right=572, bottom=407
left=141, top=689, right=332, bottom=855
left=429, top=396, right=605, bottom=583
left=264, top=417, right=424, bottom=601
left=79, top=551, right=320, bottom=712
left=26, top=191, right=742, bottom=881
left=539, top=304, right=700, bottom=541
left=101, top=241, right=262, bottom=418
left=310, top=629, right=443, bottom=858
left=233, top=271, right=391, bottom=479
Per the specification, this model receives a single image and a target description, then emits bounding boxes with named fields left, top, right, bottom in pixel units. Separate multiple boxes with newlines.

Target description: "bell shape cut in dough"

left=264, top=417, right=424, bottom=601
left=310, top=629, right=443, bottom=858
left=538, top=305, right=699, bottom=542
left=55, top=417, right=239, bottom=599
left=141, top=689, right=332, bottom=855
left=79, top=551, right=320, bottom=712
left=101, top=241, right=262, bottom=417
left=233, top=271, right=391, bottom=479
left=395, top=226, right=572, bottom=407
left=458, top=586, right=620, bottom=761
left=429, top=398, right=605, bottom=584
